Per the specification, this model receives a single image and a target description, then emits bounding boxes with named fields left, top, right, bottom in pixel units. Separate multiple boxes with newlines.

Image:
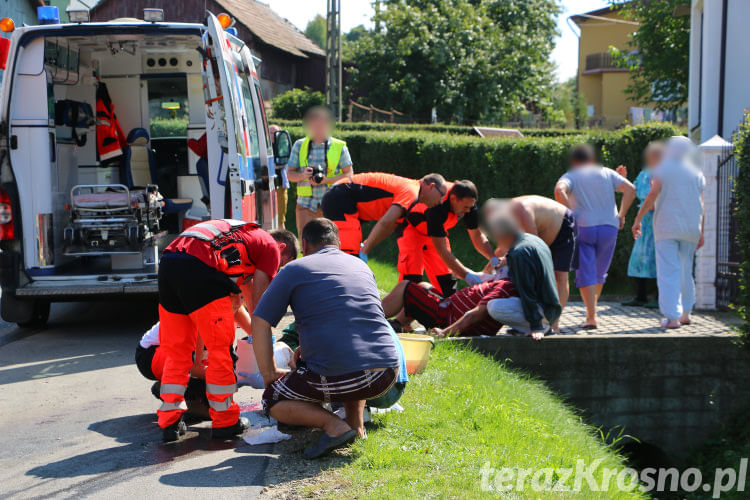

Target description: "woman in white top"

left=632, top=136, right=705, bottom=329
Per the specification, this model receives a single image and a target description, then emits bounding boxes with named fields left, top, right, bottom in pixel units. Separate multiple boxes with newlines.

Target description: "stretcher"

left=63, top=183, right=164, bottom=255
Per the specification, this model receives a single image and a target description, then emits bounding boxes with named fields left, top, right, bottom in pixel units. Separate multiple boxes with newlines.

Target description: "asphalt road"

left=0, top=300, right=273, bottom=499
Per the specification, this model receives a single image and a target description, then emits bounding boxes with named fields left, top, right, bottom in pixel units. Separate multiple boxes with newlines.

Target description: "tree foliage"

left=271, top=88, right=325, bottom=120
left=348, top=0, right=560, bottom=124
left=304, top=14, right=326, bottom=49
left=609, top=0, right=690, bottom=111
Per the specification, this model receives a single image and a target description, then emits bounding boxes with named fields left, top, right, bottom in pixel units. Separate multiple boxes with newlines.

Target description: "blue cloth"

left=253, top=245, right=399, bottom=376
left=627, top=169, right=657, bottom=278
left=558, top=165, right=626, bottom=228
left=655, top=239, right=697, bottom=321
left=576, top=224, right=619, bottom=287
left=387, top=324, right=408, bottom=384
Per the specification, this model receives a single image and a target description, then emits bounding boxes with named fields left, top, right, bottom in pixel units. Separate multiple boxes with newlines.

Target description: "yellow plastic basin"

left=398, top=333, right=434, bottom=374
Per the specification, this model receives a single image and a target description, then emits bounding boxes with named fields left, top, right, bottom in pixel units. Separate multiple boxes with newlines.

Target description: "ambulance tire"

left=7, top=297, right=51, bottom=329
left=19, top=300, right=50, bottom=328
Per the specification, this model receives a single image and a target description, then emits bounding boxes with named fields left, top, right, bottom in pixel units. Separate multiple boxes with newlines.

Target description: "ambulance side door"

left=201, top=13, right=251, bottom=221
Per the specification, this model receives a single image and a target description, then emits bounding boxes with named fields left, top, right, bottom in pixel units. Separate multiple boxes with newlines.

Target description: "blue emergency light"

left=226, top=27, right=238, bottom=37
left=37, top=6, right=60, bottom=25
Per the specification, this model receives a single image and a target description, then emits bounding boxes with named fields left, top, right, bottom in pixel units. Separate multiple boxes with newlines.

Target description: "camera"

left=310, top=164, right=326, bottom=184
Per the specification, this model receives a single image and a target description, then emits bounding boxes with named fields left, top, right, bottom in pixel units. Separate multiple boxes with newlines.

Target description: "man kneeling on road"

left=484, top=211, right=562, bottom=340
left=381, top=279, right=516, bottom=337
left=252, top=218, right=400, bottom=459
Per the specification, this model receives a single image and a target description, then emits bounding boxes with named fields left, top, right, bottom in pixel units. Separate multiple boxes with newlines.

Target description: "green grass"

left=368, top=258, right=400, bottom=297
left=311, top=343, right=646, bottom=499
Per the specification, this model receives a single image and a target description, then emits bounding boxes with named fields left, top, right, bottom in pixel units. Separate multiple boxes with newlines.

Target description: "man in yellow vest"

left=287, top=106, right=353, bottom=237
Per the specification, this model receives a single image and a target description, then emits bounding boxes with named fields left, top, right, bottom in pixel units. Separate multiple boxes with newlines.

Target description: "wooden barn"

left=90, top=0, right=325, bottom=100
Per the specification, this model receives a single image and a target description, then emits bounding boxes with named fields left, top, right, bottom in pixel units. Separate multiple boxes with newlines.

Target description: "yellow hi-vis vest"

left=296, top=136, right=346, bottom=197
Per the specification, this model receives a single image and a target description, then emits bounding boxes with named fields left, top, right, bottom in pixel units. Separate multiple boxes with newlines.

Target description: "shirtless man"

left=485, top=195, right=577, bottom=331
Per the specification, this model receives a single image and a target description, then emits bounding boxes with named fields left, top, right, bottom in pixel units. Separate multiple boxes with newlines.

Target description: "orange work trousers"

left=157, top=296, right=239, bottom=429
left=397, top=227, right=454, bottom=294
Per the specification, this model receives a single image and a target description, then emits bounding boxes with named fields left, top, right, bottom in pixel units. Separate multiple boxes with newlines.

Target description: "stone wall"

left=453, top=334, right=750, bottom=459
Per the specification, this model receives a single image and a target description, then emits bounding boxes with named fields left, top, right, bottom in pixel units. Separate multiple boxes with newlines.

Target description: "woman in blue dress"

left=622, top=142, right=663, bottom=307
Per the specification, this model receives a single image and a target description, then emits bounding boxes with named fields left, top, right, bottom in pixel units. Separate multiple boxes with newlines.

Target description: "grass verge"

left=308, top=342, right=646, bottom=499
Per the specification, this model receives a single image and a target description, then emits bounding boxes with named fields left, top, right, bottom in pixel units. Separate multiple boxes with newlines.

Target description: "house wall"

left=690, top=0, right=750, bottom=142
left=576, top=10, right=638, bottom=128
left=1, top=0, right=38, bottom=29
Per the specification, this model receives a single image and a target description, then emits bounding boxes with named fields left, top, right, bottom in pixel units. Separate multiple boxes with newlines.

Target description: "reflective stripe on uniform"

left=159, top=400, right=188, bottom=412
left=179, top=229, right=212, bottom=240
left=206, top=383, right=237, bottom=395
left=160, top=383, right=187, bottom=395
left=208, top=396, right=233, bottom=412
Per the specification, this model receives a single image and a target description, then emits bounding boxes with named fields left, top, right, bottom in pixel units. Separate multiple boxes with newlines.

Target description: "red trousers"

left=397, top=226, right=452, bottom=290
left=157, top=297, right=239, bottom=429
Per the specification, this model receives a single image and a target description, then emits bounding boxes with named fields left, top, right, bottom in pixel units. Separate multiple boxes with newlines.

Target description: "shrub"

left=281, top=122, right=681, bottom=285
left=733, top=113, right=750, bottom=345
left=271, top=88, right=325, bottom=120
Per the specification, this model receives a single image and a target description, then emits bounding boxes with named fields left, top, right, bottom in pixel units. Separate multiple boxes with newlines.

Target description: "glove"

left=359, top=243, right=369, bottom=263
left=489, top=256, right=500, bottom=269
left=464, top=271, right=483, bottom=285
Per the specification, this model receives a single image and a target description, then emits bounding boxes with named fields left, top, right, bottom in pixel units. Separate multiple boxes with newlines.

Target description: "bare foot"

left=679, top=315, right=692, bottom=325
left=323, top=417, right=353, bottom=438
left=661, top=319, right=681, bottom=329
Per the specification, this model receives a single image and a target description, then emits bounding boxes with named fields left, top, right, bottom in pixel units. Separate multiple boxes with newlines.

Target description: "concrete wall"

left=454, top=334, right=750, bottom=459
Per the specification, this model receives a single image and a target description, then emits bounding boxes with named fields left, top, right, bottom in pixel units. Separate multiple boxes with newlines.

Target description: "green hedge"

left=281, top=122, right=682, bottom=288
left=734, top=114, right=750, bottom=345
left=273, top=119, right=585, bottom=137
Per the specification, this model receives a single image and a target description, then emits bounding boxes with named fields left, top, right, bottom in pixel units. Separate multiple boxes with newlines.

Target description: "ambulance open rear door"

left=201, top=12, right=258, bottom=223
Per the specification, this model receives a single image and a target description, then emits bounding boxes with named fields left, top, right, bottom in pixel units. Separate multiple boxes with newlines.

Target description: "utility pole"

left=326, top=0, right=342, bottom=122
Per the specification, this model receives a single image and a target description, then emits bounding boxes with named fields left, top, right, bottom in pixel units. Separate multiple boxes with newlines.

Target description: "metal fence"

left=716, top=147, right=740, bottom=309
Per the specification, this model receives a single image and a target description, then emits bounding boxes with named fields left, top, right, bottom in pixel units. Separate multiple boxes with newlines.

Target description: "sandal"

left=577, top=323, right=598, bottom=330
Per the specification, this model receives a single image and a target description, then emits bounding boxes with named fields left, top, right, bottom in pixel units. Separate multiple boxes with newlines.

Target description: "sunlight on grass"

left=312, top=343, right=645, bottom=499
left=368, top=258, right=400, bottom=297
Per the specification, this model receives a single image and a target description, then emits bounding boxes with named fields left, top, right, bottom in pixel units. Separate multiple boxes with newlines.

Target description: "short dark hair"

left=269, top=228, right=299, bottom=261
left=420, top=173, right=446, bottom=189
left=569, top=143, right=596, bottom=165
left=303, top=105, right=333, bottom=123
left=301, top=218, right=340, bottom=247
left=450, top=180, right=478, bottom=200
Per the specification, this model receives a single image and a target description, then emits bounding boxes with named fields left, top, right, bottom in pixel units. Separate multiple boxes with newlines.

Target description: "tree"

left=348, top=0, right=560, bottom=124
left=609, top=0, right=690, bottom=111
left=540, top=77, right=587, bottom=128
left=304, top=14, right=326, bottom=50
left=342, top=24, right=369, bottom=61
left=271, top=88, right=325, bottom=120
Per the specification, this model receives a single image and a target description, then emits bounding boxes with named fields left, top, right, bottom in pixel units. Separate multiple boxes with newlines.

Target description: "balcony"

left=583, top=52, right=628, bottom=74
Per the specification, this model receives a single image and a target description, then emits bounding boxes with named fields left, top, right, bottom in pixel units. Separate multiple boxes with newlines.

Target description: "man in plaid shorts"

left=287, top=106, right=354, bottom=237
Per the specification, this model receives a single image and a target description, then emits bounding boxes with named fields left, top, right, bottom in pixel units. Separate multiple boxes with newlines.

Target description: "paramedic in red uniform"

left=321, top=172, right=447, bottom=257
left=400, top=180, right=495, bottom=294
left=157, top=220, right=298, bottom=442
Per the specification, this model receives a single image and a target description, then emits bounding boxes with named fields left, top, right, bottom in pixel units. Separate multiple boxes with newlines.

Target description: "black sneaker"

left=211, top=417, right=250, bottom=439
left=162, top=417, right=187, bottom=443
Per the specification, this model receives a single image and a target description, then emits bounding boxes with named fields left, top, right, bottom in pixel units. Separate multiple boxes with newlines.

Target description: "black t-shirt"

left=424, top=199, right=479, bottom=238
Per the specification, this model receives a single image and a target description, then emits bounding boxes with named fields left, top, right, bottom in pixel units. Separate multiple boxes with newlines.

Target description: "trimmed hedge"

left=281, top=122, right=682, bottom=287
left=734, top=114, right=750, bottom=345
left=273, top=119, right=585, bottom=137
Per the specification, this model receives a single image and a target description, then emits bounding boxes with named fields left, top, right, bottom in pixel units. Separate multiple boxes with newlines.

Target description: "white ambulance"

left=0, top=8, right=291, bottom=326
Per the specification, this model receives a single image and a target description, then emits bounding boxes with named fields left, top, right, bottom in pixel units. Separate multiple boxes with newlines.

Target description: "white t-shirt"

left=558, top=165, right=625, bottom=228
left=653, top=161, right=705, bottom=243
left=139, top=322, right=160, bottom=348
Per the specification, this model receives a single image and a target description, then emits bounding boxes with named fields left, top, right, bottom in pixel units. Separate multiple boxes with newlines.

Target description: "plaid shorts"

left=262, top=361, right=397, bottom=412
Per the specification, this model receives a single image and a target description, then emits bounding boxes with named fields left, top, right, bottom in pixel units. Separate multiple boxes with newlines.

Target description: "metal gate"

left=716, top=147, right=740, bottom=309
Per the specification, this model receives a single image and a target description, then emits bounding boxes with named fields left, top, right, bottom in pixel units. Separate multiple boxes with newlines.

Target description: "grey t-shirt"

left=253, top=246, right=399, bottom=376
left=558, top=165, right=626, bottom=228
left=653, top=162, right=705, bottom=243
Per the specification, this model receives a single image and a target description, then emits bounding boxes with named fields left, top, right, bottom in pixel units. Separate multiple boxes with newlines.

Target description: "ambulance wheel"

left=17, top=300, right=50, bottom=329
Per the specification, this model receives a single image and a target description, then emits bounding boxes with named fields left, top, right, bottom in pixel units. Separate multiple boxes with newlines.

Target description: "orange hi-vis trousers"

left=157, top=252, right=242, bottom=430
left=158, top=298, right=239, bottom=429
left=397, top=226, right=457, bottom=296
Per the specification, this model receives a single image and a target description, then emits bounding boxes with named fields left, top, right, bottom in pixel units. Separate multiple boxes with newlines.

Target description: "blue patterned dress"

left=627, top=169, right=657, bottom=278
